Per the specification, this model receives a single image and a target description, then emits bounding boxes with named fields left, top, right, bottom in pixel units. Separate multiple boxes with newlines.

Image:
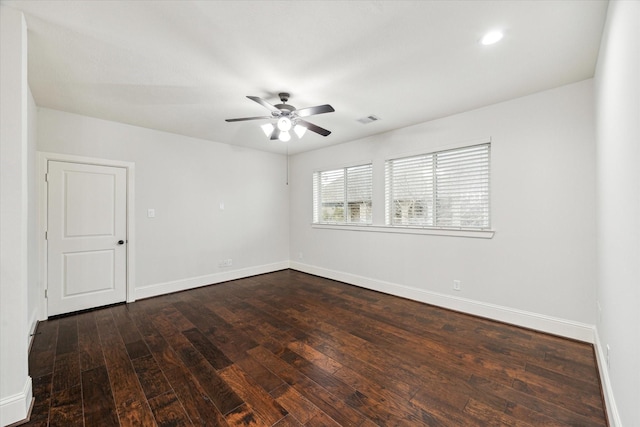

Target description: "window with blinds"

left=385, top=143, right=490, bottom=229
left=313, top=164, right=373, bottom=224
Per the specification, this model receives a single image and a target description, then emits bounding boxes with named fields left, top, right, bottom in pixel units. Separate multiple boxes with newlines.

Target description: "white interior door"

left=47, top=161, right=127, bottom=316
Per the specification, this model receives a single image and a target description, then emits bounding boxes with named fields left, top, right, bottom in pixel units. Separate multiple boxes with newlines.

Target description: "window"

left=313, top=164, right=372, bottom=224
left=385, top=143, right=490, bottom=229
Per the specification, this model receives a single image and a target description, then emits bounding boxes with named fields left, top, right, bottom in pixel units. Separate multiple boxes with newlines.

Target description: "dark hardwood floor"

left=24, top=269, right=607, bottom=426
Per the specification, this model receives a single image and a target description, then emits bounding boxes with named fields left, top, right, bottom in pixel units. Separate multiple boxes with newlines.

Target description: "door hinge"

left=45, top=289, right=47, bottom=299
left=45, top=231, right=48, bottom=240
left=45, top=173, right=49, bottom=182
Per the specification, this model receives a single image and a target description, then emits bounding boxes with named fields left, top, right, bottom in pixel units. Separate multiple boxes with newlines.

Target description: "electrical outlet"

left=453, top=280, right=461, bottom=291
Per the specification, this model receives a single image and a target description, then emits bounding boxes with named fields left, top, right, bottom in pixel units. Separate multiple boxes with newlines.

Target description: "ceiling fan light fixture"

left=277, top=117, right=292, bottom=132
left=226, top=93, right=334, bottom=141
left=294, top=124, right=307, bottom=138
left=279, top=131, right=291, bottom=142
left=261, top=123, right=275, bottom=137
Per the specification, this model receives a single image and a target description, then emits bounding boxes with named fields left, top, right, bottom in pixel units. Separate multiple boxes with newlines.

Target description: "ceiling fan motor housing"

left=274, top=104, right=295, bottom=113
left=275, top=93, right=294, bottom=113
left=278, top=92, right=290, bottom=103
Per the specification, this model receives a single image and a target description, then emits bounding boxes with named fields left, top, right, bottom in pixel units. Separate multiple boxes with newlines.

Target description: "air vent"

left=357, top=115, right=380, bottom=124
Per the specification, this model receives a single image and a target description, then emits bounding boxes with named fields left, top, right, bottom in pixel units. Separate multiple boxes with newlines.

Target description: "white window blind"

left=313, top=164, right=372, bottom=224
left=385, top=143, right=490, bottom=229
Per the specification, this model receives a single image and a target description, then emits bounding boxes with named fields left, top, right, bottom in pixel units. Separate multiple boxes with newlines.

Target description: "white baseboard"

left=289, top=261, right=595, bottom=343
left=134, top=261, right=290, bottom=301
left=0, top=377, right=32, bottom=427
left=593, top=328, right=622, bottom=427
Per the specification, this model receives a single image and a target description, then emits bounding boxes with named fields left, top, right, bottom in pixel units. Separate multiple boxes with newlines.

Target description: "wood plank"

left=117, top=399, right=157, bottom=427
left=177, top=301, right=258, bottom=360
left=148, top=391, right=191, bottom=427
left=55, top=316, right=78, bottom=356
left=76, top=311, right=105, bottom=372
left=464, top=398, right=534, bottom=427
left=270, top=384, right=322, bottom=425
left=111, top=304, right=146, bottom=345
left=96, top=308, right=157, bottom=424
left=159, top=305, right=197, bottom=332
left=49, top=385, right=83, bottom=426
left=219, top=364, right=288, bottom=425
left=247, top=345, right=369, bottom=426
left=52, top=352, right=81, bottom=393
left=129, top=308, right=184, bottom=373
left=280, top=346, right=424, bottom=426
left=29, top=320, right=59, bottom=378
left=132, top=354, right=172, bottom=400
left=513, top=365, right=606, bottom=418
left=82, top=365, right=119, bottom=426
left=125, top=339, right=151, bottom=360
left=235, top=355, right=285, bottom=394
left=163, top=365, right=229, bottom=427
left=285, top=341, right=342, bottom=374
left=250, top=298, right=419, bottom=400
left=95, top=310, right=130, bottom=368
left=304, top=411, right=342, bottom=427
left=182, top=328, right=232, bottom=370
left=151, top=311, right=206, bottom=368
left=223, top=403, right=261, bottom=426
left=272, top=414, right=304, bottom=427
left=187, top=359, right=244, bottom=415
left=173, top=300, right=230, bottom=334
left=25, top=374, right=53, bottom=427
left=470, top=375, right=607, bottom=427
left=108, top=363, right=151, bottom=414
left=331, top=364, right=434, bottom=424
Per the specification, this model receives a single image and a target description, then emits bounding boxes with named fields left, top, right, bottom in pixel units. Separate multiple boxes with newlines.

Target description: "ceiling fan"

left=225, top=92, right=334, bottom=142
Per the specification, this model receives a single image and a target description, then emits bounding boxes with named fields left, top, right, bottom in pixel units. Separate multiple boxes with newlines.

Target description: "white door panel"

left=63, top=250, right=115, bottom=296
left=47, top=161, right=127, bottom=316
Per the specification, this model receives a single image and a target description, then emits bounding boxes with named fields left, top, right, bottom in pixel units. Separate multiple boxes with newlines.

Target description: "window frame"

left=385, top=142, right=491, bottom=231
left=313, top=163, right=373, bottom=226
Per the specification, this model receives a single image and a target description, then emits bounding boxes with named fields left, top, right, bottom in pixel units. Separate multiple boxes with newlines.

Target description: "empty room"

left=0, top=1, right=638, bottom=426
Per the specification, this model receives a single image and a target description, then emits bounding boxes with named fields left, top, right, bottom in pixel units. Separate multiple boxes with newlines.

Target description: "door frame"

left=38, top=152, right=136, bottom=319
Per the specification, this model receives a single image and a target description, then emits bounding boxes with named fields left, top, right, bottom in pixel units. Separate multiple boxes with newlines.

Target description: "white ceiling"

left=3, top=0, right=608, bottom=155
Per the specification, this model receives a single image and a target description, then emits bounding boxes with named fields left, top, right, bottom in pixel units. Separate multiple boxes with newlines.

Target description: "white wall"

left=0, top=6, right=33, bottom=426
left=594, top=1, right=640, bottom=426
left=27, top=88, right=39, bottom=337
left=37, top=108, right=290, bottom=300
left=290, top=80, right=597, bottom=338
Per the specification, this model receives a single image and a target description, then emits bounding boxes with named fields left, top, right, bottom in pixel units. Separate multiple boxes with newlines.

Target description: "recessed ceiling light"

left=481, top=30, right=503, bottom=46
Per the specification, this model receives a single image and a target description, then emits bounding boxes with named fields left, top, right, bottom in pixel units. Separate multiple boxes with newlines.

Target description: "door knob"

left=118, top=240, right=125, bottom=245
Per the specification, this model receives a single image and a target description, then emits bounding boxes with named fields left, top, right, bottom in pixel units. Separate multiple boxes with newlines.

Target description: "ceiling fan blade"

left=297, top=119, right=331, bottom=137
left=225, top=116, right=272, bottom=122
left=247, top=96, right=281, bottom=112
left=295, top=104, right=335, bottom=118
left=270, top=129, right=280, bottom=140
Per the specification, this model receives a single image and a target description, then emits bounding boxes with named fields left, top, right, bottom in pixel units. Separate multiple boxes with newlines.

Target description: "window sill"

left=311, top=223, right=495, bottom=239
